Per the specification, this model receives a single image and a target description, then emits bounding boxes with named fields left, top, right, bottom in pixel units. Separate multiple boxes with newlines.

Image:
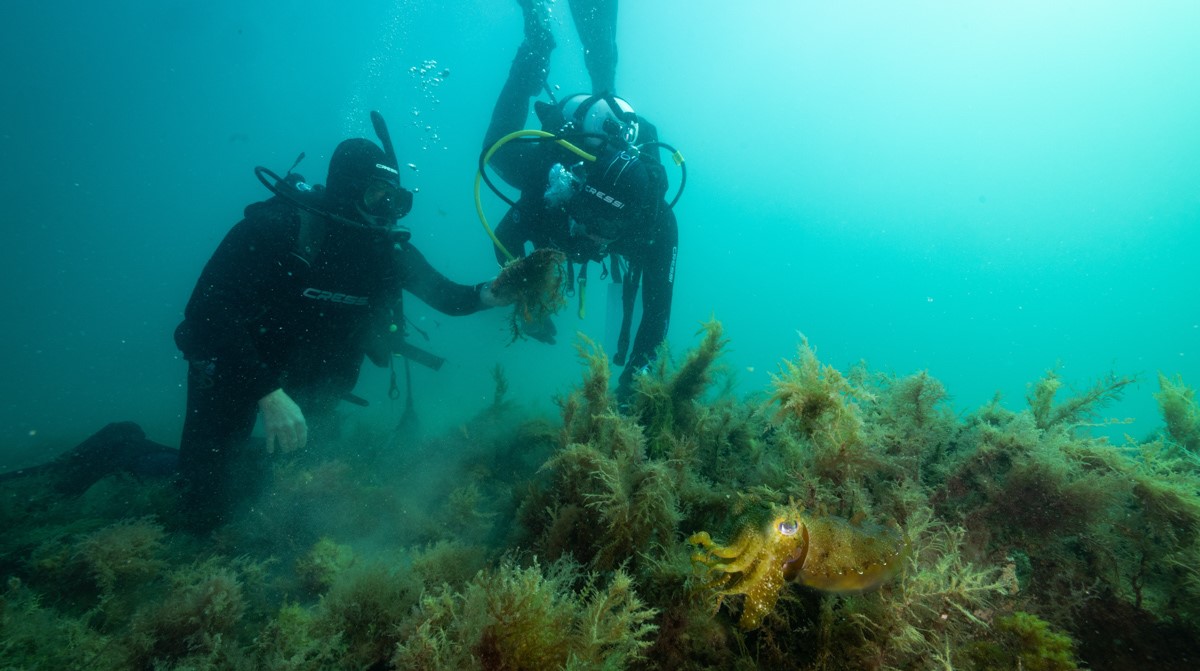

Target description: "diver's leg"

left=567, top=0, right=617, bottom=94
left=617, top=214, right=676, bottom=406
left=517, top=0, right=552, bottom=41
left=483, top=3, right=558, bottom=187
left=484, top=3, right=557, bottom=152
left=178, top=362, right=260, bottom=531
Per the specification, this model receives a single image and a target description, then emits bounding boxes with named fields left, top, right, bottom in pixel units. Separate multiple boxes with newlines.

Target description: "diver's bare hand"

left=258, top=388, right=307, bottom=453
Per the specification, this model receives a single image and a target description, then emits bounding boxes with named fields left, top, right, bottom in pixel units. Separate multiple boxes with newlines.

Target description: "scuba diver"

left=173, top=111, right=511, bottom=531
left=483, top=0, right=683, bottom=407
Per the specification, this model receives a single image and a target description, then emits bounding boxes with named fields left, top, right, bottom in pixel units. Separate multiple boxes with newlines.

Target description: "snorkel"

left=370, top=110, right=398, bottom=169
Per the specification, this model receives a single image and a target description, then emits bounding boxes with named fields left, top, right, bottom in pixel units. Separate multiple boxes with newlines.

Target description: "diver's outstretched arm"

left=567, top=0, right=617, bottom=94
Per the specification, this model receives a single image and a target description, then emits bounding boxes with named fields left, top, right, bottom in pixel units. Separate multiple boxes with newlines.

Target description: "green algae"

left=2, top=324, right=1199, bottom=669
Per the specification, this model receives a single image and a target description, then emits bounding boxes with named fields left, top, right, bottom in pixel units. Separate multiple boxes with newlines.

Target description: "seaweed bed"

left=4, top=321, right=1200, bottom=670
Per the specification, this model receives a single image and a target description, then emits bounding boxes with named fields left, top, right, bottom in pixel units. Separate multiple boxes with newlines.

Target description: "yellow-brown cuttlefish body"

left=688, top=505, right=908, bottom=630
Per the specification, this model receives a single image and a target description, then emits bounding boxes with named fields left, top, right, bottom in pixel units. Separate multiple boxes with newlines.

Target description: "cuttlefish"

left=689, top=504, right=908, bottom=630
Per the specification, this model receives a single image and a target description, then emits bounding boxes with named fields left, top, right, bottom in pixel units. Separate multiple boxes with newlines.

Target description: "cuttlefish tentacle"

left=690, top=529, right=755, bottom=560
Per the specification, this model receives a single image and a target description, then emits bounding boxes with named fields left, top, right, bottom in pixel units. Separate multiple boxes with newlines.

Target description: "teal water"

left=0, top=0, right=1196, bottom=461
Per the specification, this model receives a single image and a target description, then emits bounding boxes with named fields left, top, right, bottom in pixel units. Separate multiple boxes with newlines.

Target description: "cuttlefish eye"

left=778, top=520, right=800, bottom=536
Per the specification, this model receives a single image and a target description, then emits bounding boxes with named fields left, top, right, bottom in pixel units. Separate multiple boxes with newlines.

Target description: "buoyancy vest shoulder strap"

left=291, top=209, right=327, bottom=267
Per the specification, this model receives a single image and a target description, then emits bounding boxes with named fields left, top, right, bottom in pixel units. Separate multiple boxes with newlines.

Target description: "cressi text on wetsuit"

left=174, top=195, right=486, bottom=527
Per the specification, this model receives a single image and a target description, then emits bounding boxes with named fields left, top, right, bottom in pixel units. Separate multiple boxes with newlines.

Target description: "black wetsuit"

left=484, top=44, right=678, bottom=397
left=174, top=196, right=485, bottom=528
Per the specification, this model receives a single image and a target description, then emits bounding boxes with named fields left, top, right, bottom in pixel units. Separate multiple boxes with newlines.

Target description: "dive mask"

left=360, top=177, right=413, bottom=223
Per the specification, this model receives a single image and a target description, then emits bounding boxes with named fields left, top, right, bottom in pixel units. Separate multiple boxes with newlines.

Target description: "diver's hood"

left=252, top=111, right=413, bottom=237
left=325, top=138, right=402, bottom=206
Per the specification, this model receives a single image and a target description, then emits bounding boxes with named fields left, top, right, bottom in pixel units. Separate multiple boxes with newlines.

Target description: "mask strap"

left=572, top=94, right=604, bottom=126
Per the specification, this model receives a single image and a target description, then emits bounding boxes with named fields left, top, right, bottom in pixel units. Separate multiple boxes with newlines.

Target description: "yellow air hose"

left=474, top=129, right=595, bottom=262
left=475, top=130, right=597, bottom=317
